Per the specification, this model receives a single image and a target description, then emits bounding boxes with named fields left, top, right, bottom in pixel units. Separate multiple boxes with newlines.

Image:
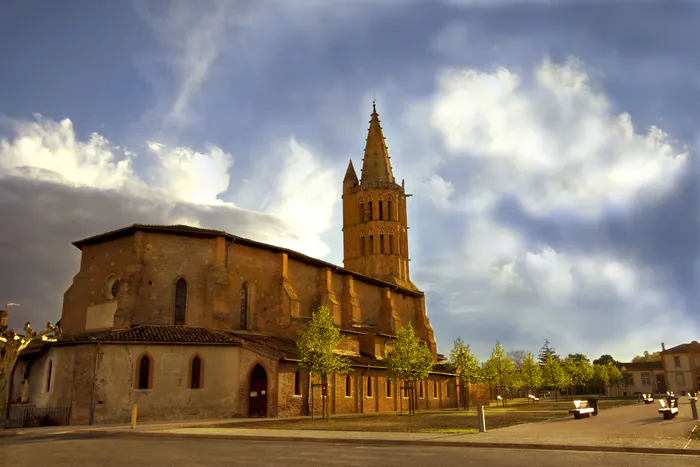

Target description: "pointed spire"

left=360, top=100, right=394, bottom=184
left=343, top=159, right=358, bottom=184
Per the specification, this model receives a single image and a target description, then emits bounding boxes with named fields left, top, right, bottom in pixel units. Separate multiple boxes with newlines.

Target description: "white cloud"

left=0, top=115, right=335, bottom=259
left=429, top=58, right=689, bottom=217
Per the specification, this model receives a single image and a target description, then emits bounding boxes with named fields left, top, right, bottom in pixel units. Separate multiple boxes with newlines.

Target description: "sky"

left=1, top=0, right=699, bottom=363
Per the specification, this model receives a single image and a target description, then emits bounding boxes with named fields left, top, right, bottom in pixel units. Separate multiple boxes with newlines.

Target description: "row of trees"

left=449, top=338, right=632, bottom=404
left=296, top=306, right=434, bottom=420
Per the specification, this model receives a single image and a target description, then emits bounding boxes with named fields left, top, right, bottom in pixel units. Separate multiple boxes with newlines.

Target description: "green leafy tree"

left=593, top=354, right=618, bottom=366
left=520, top=352, right=543, bottom=401
left=632, top=351, right=662, bottom=363
left=542, top=353, right=565, bottom=401
left=385, top=324, right=434, bottom=415
left=606, top=363, right=623, bottom=396
left=448, top=337, right=482, bottom=409
left=564, top=354, right=593, bottom=395
left=592, top=363, right=610, bottom=394
left=1, top=319, right=60, bottom=429
left=483, top=342, right=516, bottom=404
left=296, top=306, right=351, bottom=421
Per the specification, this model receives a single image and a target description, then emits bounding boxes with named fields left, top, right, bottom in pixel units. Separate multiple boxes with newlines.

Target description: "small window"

left=388, top=230, right=395, bottom=254
left=379, top=232, right=385, bottom=254
left=369, top=234, right=374, bottom=255
left=45, top=360, right=53, bottom=393
left=240, top=283, right=248, bottom=330
left=419, top=380, right=424, bottom=398
left=386, top=379, right=392, bottom=398
left=641, top=372, right=650, bottom=385
left=174, top=278, right=187, bottom=325
left=359, top=233, right=365, bottom=256
left=368, top=200, right=373, bottom=221
left=387, top=196, right=393, bottom=221
left=358, top=198, right=364, bottom=221
left=294, top=371, right=301, bottom=396
left=345, top=374, right=352, bottom=397
left=190, top=355, right=202, bottom=389
left=366, top=376, right=373, bottom=397
left=433, top=380, right=438, bottom=398
left=674, top=356, right=681, bottom=368
left=137, top=354, right=152, bottom=390
left=378, top=196, right=384, bottom=220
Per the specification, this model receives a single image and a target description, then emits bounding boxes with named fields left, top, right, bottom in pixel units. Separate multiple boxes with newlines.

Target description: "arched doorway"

left=248, top=364, right=268, bottom=418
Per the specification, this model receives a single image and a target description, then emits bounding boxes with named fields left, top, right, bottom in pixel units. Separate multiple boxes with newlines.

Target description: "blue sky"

left=1, top=0, right=698, bottom=362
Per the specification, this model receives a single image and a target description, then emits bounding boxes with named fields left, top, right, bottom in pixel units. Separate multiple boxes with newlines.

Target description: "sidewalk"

left=4, top=401, right=700, bottom=456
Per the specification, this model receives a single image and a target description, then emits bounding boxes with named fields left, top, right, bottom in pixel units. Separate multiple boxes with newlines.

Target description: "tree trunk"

left=0, top=344, right=21, bottom=429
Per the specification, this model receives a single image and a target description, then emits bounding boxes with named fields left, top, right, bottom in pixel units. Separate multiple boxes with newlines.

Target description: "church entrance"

left=248, top=364, right=268, bottom=418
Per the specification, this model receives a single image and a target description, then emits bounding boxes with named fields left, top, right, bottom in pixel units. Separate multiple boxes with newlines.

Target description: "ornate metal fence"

left=6, top=404, right=71, bottom=428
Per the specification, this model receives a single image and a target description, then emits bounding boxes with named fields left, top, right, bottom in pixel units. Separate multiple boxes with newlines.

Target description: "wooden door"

left=248, top=364, right=268, bottom=418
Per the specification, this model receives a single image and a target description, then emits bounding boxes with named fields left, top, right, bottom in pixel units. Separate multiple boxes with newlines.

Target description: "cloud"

left=0, top=115, right=336, bottom=329
left=429, top=58, right=688, bottom=218
left=404, top=57, right=698, bottom=361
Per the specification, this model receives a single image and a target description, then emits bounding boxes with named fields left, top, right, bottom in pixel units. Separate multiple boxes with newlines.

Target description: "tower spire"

left=360, top=101, right=394, bottom=184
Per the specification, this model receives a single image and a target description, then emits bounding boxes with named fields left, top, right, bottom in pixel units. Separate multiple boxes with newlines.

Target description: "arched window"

left=358, top=198, right=364, bottom=222
left=345, top=374, right=351, bottom=397
left=190, top=355, right=202, bottom=389
left=433, top=380, right=438, bottom=398
left=368, top=231, right=374, bottom=255
left=45, top=360, right=52, bottom=393
left=174, top=278, right=187, bottom=325
left=294, top=371, right=301, bottom=396
left=137, top=354, right=152, bottom=390
left=378, top=195, right=384, bottom=220
left=379, top=229, right=385, bottom=254
left=388, top=230, right=395, bottom=254
left=359, top=232, right=365, bottom=256
left=367, top=196, right=373, bottom=221
left=386, top=379, right=392, bottom=398
left=387, top=195, right=393, bottom=221
left=397, top=231, right=401, bottom=255
left=240, top=282, right=248, bottom=330
left=367, top=376, right=373, bottom=397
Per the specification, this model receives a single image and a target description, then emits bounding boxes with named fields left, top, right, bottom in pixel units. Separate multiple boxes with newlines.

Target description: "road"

left=1, top=435, right=697, bottom=467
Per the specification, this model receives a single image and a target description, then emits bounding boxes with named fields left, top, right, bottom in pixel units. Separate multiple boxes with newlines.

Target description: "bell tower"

left=342, top=101, right=415, bottom=289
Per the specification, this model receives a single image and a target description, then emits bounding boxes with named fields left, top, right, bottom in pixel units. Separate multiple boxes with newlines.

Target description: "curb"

left=70, top=429, right=700, bottom=457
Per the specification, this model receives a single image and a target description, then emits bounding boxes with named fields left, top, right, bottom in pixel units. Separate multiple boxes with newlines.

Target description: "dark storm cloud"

left=0, top=176, right=290, bottom=331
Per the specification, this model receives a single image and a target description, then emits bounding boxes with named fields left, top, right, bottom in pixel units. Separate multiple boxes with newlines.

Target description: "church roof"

left=72, top=224, right=424, bottom=297
left=360, top=101, right=395, bottom=184
left=53, top=325, right=242, bottom=345
left=22, top=325, right=455, bottom=375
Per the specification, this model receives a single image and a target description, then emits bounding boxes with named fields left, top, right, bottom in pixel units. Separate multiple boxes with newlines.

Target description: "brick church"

left=10, top=103, right=468, bottom=425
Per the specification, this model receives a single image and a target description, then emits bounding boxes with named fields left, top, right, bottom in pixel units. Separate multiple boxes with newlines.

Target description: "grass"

left=224, top=397, right=639, bottom=434
left=691, top=423, right=700, bottom=441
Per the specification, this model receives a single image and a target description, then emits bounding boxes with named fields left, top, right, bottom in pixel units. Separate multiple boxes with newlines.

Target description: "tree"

left=1, top=319, right=60, bottom=429
left=448, top=337, right=482, bottom=409
left=520, top=352, right=543, bottom=401
left=593, top=354, right=618, bottom=366
left=592, top=363, right=609, bottom=394
left=385, top=324, right=434, bottom=415
left=632, top=351, right=662, bottom=363
left=296, top=306, right=351, bottom=421
left=541, top=353, right=565, bottom=401
left=606, top=364, right=623, bottom=396
left=506, top=350, right=526, bottom=370
left=565, top=354, right=593, bottom=395
left=483, top=342, right=516, bottom=404
left=538, top=339, right=559, bottom=365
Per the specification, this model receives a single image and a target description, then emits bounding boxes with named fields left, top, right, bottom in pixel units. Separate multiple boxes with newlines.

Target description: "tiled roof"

left=619, top=361, right=664, bottom=371
left=72, top=224, right=423, bottom=296
left=663, top=341, right=700, bottom=354
left=58, top=325, right=241, bottom=345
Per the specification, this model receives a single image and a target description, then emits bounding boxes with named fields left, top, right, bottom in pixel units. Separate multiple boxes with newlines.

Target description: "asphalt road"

left=1, top=435, right=697, bottom=467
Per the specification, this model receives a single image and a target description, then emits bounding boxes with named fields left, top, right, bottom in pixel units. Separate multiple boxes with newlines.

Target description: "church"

left=9, top=104, right=473, bottom=426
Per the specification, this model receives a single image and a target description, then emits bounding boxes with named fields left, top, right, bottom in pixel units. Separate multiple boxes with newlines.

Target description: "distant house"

left=660, top=341, right=700, bottom=394
left=617, top=361, right=665, bottom=395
